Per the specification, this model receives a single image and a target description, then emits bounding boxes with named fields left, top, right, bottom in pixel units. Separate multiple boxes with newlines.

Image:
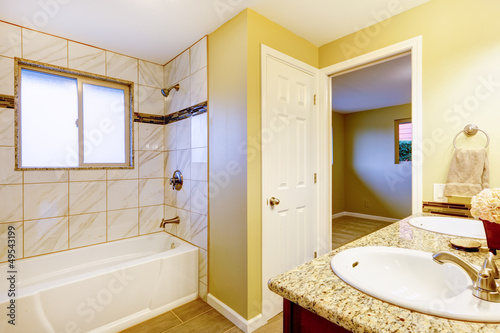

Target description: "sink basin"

left=331, top=246, right=500, bottom=322
left=409, top=216, right=486, bottom=239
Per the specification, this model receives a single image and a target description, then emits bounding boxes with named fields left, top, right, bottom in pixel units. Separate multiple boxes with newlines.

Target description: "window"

left=395, top=118, right=411, bottom=164
left=16, top=59, right=133, bottom=169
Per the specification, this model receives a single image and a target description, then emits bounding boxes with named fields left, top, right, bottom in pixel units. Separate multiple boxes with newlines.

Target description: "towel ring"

left=452, top=124, right=489, bottom=149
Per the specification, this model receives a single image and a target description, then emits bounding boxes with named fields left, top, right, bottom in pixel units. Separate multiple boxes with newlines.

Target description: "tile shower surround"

left=0, top=22, right=208, bottom=300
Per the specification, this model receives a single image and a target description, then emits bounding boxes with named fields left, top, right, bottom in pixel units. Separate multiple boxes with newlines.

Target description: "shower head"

left=161, top=83, right=180, bottom=98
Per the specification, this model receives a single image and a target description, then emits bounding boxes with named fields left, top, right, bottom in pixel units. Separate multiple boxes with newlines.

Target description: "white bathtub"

left=0, top=233, right=198, bottom=333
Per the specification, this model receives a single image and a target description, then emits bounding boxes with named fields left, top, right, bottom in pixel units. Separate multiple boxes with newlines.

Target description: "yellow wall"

left=209, top=8, right=318, bottom=320
left=341, top=104, right=412, bottom=219
left=208, top=11, right=249, bottom=318
left=320, top=0, right=500, bottom=202
left=332, top=112, right=345, bottom=214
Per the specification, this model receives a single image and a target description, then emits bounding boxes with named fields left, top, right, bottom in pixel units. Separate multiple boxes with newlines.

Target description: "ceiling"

left=0, top=0, right=431, bottom=65
left=331, top=54, right=412, bottom=113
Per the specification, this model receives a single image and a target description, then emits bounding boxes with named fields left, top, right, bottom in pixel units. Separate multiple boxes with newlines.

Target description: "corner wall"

left=208, top=8, right=318, bottom=321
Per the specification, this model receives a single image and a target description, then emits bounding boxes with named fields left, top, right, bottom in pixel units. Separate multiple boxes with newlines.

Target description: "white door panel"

left=262, top=50, right=318, bottom=322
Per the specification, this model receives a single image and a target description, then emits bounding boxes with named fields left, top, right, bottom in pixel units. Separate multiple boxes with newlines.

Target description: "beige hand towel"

left=443, top=148, right=489, bottom=197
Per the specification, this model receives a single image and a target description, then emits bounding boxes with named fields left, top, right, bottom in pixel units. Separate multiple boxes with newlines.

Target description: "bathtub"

left=0, top=233, right=198, bottom=333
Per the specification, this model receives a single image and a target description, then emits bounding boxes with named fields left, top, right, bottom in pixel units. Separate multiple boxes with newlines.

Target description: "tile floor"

left=120, top=298, right=283, bottom=333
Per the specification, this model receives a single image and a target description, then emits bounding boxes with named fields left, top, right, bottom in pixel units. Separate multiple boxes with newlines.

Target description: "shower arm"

left=161, top=83, right=180, bottom=97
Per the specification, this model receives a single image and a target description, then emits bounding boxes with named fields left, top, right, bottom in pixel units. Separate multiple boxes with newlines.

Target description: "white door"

left=261, top=46, right=319, bottom=321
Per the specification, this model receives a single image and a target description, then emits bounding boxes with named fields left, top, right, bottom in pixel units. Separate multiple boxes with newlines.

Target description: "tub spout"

left=160, top=216, right=180, bottom=228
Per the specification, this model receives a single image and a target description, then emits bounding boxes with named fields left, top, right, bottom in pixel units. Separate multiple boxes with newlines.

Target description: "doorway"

left=331, top=53, right=412, bottom=248
left=318, top=36, right=423, bottom=253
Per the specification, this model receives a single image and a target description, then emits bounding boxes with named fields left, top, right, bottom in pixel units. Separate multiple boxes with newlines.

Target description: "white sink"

left=409, top=216, right=486, bottom=239
left=331, top=246, right=500, bottom=322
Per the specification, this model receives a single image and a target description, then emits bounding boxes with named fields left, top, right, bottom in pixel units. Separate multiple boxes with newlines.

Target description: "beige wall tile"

left=69, top=181, right=106, bottom=215
left=163, top=60, right=175, bottom=88
left=24, top=170, right=68, bottom=183
left=138, top=150, right=164, bottom=179
left=69, top=169, right=106, bottom=182
left=0, top=185, right=22, bottom=223
left=22, top=30, right=67, bottom=67
left=139, top=205, right=163, bottom=235
left=0, top=56, right=14, bottom=95
left=0, top=108, right=14, bottom=147
left=139, top=178, right=164, bottom=207
left=24, top=217, right=68, bottom=257
left=0, top=147, right=22, bottom=184
left=68, top=42, right=105, bottom=75
left=190, top=67, right=207, bottom=106
left=107, top=179, right=138, bottom=210
left=174, top=50, right=190, bottom=83
left=190, top=181, right=208, bottom=215
left=176, top=117, right=191, bottom=150
left=69, top=212, right=106, bottom=248
left=191, top=113, right=207, bottom=148
left=107, top=208, right=138, bottom=241
left=191, top=213, right=208, bottom=250
left=24, top=183, right=68, bottom=220
left=164, top=122, right=177, bottom=151
left=176, top=149, right=191, bottom=180
left=0, top=22, right=21, bottom=58
left=106, top=51, right=138, bottom=83
left=190, top=37, right=207, bottom=74
left=138, top=85, right=164, bottom=116
left=165, top=77, right=190, bottom=114
left=198, top=248, right=207, bottom=284
left=139, top=60, right=163, bottom=88
left=191, top=148, right=207, bottom=182
left=139, top=123, right=164, bottom=151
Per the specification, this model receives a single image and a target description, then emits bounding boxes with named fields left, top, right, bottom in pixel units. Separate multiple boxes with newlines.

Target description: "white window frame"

left=15, top=58, right=134, bottom=170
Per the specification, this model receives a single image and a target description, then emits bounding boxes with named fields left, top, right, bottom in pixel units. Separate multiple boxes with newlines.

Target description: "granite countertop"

left=268, top=214, right=500, bottom=332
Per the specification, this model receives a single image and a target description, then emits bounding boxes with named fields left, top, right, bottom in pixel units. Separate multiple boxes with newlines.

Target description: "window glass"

left=20, top=69, right=79, bottom=167
left=395, top=119, right=412, bottom=163
left=82, top=83, right=126, bottom=164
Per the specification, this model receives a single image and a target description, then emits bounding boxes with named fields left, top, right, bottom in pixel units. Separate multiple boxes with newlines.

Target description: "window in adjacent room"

left=395, top=118, right=412, bottom=164
left=16, top=59, right=133, bottom=169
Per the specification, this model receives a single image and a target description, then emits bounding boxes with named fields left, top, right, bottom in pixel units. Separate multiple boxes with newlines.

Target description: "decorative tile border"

left=133, top=113, right=165, bottom=125
left=165, top=101, right=207, bottom=124
left=0, top=95, right=14, bottom=109
left=133, top=101, right=207, bottom=125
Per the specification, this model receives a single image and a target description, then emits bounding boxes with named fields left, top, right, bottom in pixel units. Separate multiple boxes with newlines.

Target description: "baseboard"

left=331, top=212, right=346, bottom=219
left=332, top=211, right=399, bottom=223
left=207, top=294, right=267, bottom=333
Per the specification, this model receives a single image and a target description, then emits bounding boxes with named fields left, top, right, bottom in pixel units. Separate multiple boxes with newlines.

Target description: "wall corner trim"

left=207, top=294, right=267, bottom=333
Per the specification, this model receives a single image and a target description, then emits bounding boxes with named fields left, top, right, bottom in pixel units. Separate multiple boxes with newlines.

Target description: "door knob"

left=269, top=197, right=280, bottom=206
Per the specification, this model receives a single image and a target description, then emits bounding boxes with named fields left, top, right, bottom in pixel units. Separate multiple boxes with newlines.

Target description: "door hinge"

left=313, top=94, right=317, bottom=105
left=314, top=173, right=317, bottom=183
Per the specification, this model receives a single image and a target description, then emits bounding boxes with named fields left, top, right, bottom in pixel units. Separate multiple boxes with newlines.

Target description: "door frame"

left=260, top=44, right=321, bottom=322
left=318, top=36, right=423, bottom=252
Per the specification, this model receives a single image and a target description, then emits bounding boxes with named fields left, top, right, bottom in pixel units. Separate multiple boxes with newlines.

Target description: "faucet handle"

left=476, top=268, right=498, bottom=292
left=482, top=252, right=500, bottom=279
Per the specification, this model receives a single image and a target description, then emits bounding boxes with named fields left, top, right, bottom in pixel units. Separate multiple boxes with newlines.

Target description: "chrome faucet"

left=433, top=251, right=500, bottom=302
left=160, top=216, right=180, bottom=228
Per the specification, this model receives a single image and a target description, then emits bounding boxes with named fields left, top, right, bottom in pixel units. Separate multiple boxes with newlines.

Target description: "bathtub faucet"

left=160, top=216, right=180, bottom=228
